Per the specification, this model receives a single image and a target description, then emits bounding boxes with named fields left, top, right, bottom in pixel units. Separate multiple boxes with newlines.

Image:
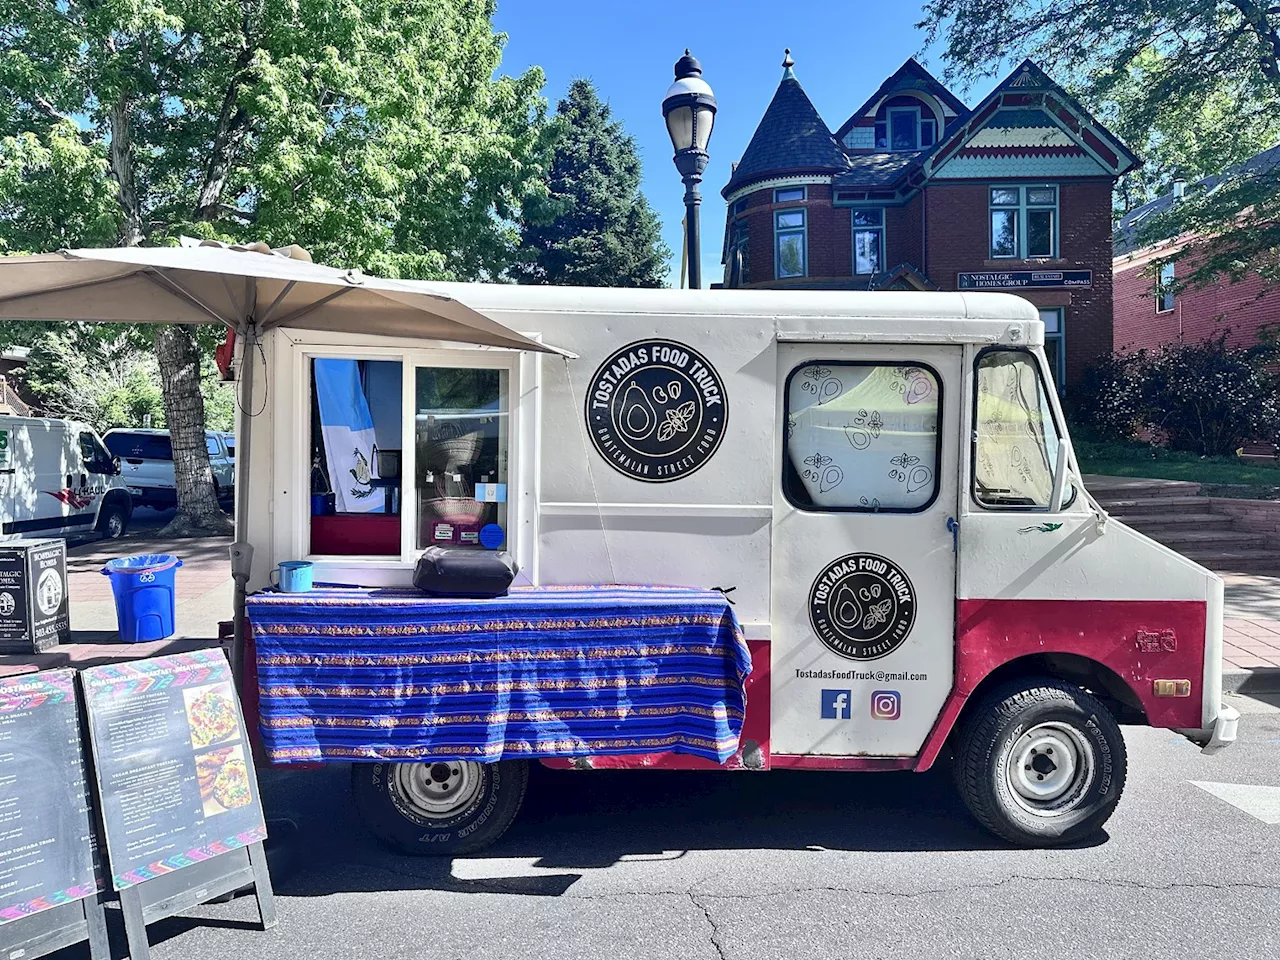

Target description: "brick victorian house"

left=720, top=54, right=1138, bottom=389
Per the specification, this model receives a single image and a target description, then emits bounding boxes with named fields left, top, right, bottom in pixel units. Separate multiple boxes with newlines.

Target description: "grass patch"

left=1077, top=440, right=1280, bottom=486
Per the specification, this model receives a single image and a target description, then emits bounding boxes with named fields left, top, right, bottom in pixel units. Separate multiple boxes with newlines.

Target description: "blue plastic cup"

left=101, top=554, right=183, bottom=643
left=272, top=560, right=313, bottom=593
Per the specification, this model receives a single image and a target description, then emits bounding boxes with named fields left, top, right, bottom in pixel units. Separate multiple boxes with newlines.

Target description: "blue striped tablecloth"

left=247, top=584, right=750, bottom=765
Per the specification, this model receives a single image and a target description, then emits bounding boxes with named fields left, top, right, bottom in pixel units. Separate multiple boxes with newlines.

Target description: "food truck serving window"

left=415, top=366, right=509, bottom=550
left=782, top=361, right=942, bottom=512
left=972, top=348, right=1074, bottom=509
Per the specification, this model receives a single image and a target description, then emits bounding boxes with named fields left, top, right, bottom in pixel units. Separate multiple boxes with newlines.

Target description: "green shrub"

left=1075, top=336, right=1280, bottom=457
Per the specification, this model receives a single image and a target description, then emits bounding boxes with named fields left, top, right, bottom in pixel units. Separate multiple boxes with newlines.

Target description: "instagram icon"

left=870, top=690, right=901, bottom=720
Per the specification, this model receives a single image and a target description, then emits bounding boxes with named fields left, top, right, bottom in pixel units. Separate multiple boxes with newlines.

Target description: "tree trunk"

left=154, top=325, right=232, bottom=536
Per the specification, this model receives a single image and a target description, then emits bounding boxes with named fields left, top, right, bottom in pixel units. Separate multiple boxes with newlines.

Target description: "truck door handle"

left=946, top=516, right=959, bottom=553
left=65, top=474, right=72, bottom=488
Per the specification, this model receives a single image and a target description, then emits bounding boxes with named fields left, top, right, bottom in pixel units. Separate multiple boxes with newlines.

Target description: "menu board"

left=0, top=670, right=98, bottom=925
left=80, top=649, right=267, bottom=891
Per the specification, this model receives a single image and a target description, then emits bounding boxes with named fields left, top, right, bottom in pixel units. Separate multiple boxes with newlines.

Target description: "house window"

left=732, top=197, right=749, bottom=216
left=1157, top=261, right=1176, bottom=312
left=920, top=118, right=936, bottom=147
left=775, top=208, right=806, bottom=279
left=727, top=218, right=749, bottom=287
left=774, top=186, right=806, bottom=203
left=990, top=186, right=1057, bottom=259
left=889, top=108, right=918, bottom=151
left=874, top=121, right=887, bottom=149
left=852, top=208, right=885, bottom=275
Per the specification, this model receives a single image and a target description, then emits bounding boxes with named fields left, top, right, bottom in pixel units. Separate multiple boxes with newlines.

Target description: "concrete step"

left=1145, top=528, right=1268, bottom=548
left=1179, top=547, right=1280, bottom=573
left=1114, top=512, right=1227, bottom=528
left=1100, top=495, right=1210, bottom=516
left=1084, top=475, right=1202, bottom=500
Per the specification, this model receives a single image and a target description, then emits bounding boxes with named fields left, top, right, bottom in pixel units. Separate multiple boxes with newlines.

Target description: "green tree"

left=918, top=1, right=1280, bottom=287
left=24, top=327, right=166, bottom=432
left=518, top=79, right=669, bottom=287
left=0, top=0, right=551, bottom=534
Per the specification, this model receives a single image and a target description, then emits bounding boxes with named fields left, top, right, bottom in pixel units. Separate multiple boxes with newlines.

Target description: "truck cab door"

left=770, top=343, right=961, bottom=759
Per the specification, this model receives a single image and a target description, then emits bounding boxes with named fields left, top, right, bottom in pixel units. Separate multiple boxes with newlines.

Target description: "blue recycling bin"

left=101, top=554, right=183, bottom=643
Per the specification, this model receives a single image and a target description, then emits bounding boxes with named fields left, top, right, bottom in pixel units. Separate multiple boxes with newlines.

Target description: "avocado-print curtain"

left=973, top=351, right=1059, bottom=507
left=786, top=363, right=940, bottom=510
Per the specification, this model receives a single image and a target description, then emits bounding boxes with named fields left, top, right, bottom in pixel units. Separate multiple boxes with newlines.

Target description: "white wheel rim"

left=391, top=761, right=483, bottom=819
left=108, top=513, right=124, bottom=536
left=1006, top=722, right=1092, bottom=813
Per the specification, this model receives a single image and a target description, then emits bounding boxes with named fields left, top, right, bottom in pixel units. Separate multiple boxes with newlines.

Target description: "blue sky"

left=493, top=1, right=999, bottom=284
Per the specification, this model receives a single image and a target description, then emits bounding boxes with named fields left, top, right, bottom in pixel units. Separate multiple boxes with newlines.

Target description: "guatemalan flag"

left=314, top=359, right=381, bottom=514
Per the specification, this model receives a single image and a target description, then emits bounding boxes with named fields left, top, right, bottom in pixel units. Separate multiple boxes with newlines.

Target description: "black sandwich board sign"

left=0, top=539, right=70, bottom=654
left=0, top=669, right=109, bottom=960
left=80, top=648, right=276, bottom=960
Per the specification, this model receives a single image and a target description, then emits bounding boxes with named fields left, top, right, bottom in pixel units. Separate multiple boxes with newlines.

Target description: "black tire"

left=351, top=759, right=528, bottom=856
left=954, top=679, right=1126, bottom=847
left=96, top=500, right=129, bottom=539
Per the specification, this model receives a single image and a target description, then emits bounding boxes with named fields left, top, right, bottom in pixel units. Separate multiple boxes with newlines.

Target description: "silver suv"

left=102, top=428, right=234, bottom=511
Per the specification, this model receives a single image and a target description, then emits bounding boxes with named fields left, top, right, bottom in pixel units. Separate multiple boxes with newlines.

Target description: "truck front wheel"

left=954, top=680, right=1127, bottom=847
left=351, top=759, right=528, bottom=856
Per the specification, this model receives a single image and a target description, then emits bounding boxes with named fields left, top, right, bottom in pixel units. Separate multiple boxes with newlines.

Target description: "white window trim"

left=1157, top=262, right=1176, bottom=313
left=284, top=338, right=528, bottom=578
left=851, top=209, right=886, bottom=276
left=775, top=207, right=808, bottom=279
left=989, top=184, right=1059, bottom=260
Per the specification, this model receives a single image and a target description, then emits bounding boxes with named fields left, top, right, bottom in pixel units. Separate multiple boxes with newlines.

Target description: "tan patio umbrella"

left=0, top=242, right=574, bottom=683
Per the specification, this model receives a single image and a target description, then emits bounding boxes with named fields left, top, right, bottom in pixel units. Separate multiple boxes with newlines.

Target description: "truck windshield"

left=973, top=349, right=1072, bottom=508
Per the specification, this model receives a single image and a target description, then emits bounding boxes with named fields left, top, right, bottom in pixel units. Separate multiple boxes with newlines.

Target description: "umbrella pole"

left=229, top=323, right=257, bottom=692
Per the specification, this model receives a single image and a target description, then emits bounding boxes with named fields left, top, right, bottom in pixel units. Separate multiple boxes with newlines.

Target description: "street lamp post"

left=662, top=50, right=716, bottom=289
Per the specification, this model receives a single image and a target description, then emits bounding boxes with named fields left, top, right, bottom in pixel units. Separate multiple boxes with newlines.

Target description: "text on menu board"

left=957, top=270, right=1092, bottom=289
left=80, top=649, right=266, bottom=891
left=0, top=670, right=99, bottom=926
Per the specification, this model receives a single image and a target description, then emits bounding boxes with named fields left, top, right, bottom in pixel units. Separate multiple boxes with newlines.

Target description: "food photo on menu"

left=183, top=681, right=242, bottom=750
left=195, top=744, right=253, bottom=817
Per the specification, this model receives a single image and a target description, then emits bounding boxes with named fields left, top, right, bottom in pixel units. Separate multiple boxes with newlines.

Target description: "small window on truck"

left=782, top=361, right=942, bottom=513
left=972, top=348, right=1075, bottom=509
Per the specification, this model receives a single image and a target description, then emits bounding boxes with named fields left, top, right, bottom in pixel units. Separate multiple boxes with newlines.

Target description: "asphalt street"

left=49, top=690, right=1280, bottom=960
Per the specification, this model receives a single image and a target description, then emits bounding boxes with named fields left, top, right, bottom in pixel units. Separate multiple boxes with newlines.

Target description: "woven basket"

left=420, top=497, right=491, bottom=526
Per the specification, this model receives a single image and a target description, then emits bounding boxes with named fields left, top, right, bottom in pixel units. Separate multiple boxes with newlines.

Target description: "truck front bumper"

left=1176, top=704, right=1241, bottom=755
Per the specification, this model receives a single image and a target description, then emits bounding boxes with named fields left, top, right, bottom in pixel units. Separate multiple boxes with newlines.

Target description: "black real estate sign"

left=0, top=669, right=109, bottom=960
left=0, top=539, right=70, bottom=654
left=957, top=270, right=1093, bottom=290
left=80, top=647, right=276, bottom=960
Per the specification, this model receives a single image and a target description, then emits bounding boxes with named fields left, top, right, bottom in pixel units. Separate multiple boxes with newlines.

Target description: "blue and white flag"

left=314, top=359, right=381, bottom=514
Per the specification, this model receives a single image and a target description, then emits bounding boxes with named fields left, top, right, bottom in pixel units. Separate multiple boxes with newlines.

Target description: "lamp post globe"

left=662, top=50, right=716, bottom=288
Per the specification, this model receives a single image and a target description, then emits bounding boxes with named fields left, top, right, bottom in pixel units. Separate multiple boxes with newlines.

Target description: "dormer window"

left=873, top=102, right=938, bottom=152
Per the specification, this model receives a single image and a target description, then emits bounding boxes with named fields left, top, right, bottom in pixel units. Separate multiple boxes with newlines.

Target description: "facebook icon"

left=821, top=690, right=852, bottom=719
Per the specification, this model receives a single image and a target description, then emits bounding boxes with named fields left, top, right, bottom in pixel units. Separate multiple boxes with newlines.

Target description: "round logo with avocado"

left=585, top=339, right=727, bottom=483
left=808, top=553, right=916, bottom=660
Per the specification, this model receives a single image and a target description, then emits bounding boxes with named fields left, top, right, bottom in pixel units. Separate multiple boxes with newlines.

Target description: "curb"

left=1223, top=668, right=1280, bottom=695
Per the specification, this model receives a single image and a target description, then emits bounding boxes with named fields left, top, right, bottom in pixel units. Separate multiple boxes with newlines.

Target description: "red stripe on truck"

left=914, top=598, right=1207, bottom=771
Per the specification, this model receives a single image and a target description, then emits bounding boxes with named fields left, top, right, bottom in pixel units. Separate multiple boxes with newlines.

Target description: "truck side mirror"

left=111, top=456, right=122, bottom=476
left=1049, top=439, right=1072, bottom=513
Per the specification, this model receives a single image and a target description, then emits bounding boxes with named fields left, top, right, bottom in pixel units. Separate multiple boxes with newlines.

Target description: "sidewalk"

left=0, top=533, right=231, bottom=677
left=1222, top=573, right=1280, bottom=692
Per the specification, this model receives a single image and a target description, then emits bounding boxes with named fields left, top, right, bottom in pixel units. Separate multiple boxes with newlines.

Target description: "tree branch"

left=1225, top=0, right=1280, bottom=81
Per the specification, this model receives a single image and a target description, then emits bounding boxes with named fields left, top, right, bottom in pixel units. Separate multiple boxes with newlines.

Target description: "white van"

left=0, top=416, right=133, bottom=539
left=240, top=286, right=1237, bottom=851
left=102, top=428, right=235, bottom=510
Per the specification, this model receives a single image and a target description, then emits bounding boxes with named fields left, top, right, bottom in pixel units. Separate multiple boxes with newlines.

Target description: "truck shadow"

left=256, top=761, right=1108, bottom=901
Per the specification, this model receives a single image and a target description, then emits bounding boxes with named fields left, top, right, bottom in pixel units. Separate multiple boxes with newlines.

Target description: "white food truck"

left=236, top=284, right=1238, bottom=851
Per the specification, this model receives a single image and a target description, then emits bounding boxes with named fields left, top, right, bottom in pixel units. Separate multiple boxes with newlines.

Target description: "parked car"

left=0, top=415, right=133, bottom=539
left=102, top=428, right=235, bottom=511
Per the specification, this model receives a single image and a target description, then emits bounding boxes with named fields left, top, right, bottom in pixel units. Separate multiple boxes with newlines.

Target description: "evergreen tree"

left=519, top=80, right=670, bottom=287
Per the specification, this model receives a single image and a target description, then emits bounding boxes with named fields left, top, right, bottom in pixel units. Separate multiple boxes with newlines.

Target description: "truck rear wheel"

left=954, top=679, right=1126, bottom=847
left=351, top=759, right=528, bottom=856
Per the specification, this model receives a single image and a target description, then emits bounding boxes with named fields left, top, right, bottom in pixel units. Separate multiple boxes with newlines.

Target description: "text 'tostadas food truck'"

left=241, top=286, right=1238, bottom=852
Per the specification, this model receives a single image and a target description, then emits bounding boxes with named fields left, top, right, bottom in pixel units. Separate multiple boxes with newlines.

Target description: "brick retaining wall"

left=1208, top=498, right=1280, bottom=549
